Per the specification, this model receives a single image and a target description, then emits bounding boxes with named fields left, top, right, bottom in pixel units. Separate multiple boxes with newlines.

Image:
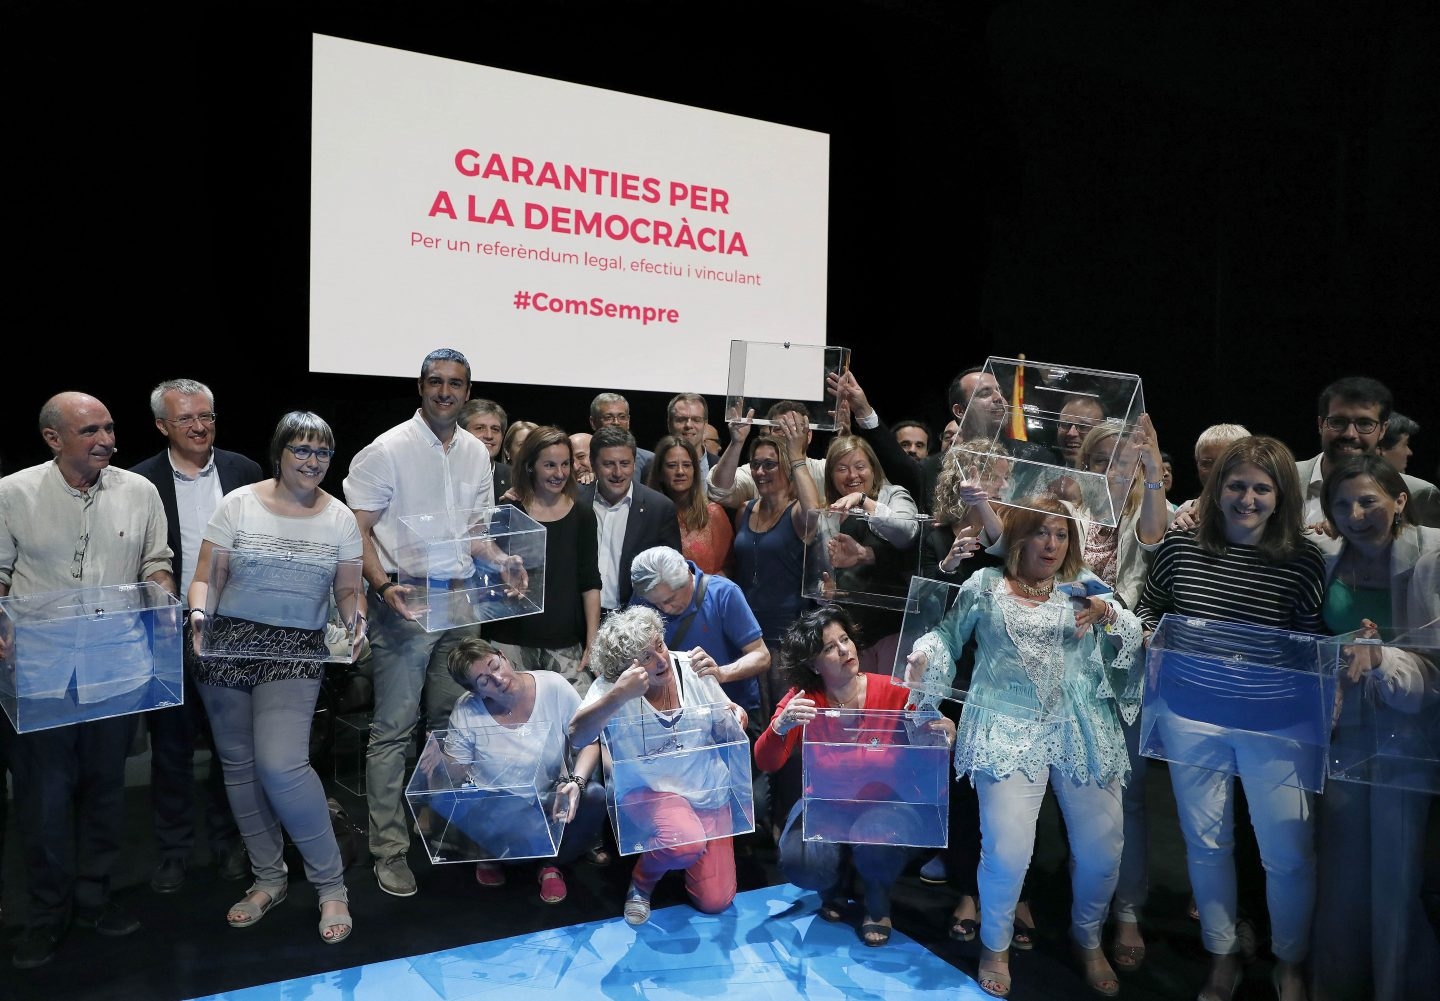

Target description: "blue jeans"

left=199, top=677, right=346, bottom=902
left=776, top=799, right=917, bottom=919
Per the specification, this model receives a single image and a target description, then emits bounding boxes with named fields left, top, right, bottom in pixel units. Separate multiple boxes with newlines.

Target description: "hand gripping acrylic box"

left=1140, top=614, right=1336, bottom=792
left=1324, top=625, right=1440, bottom=795
left=196, top=549, right=366, bottom=663
left=800, top=707, right=950, bottom=847
left=889, top=576, right=975, bottom=710
left=952, top=357, right=1146, bottom=528
left=724, top=339, right=851, bottom=432
left=0, top=582, right=183, bottom=733
left=601, top=701, right=755, bottom=856
left=801, top=508, right=925, bottom=610
left=395, top=504, right=546, bottom=633
left=404, top=725, right=567, bottom=863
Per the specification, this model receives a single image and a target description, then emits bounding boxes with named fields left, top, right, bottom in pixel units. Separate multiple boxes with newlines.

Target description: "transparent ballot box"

left=1324, top=625, right=1440, bottom=795
left=601, top=702, right=754, bottom=856
left=395, top=504, right=545, bottom=633
left=725, top=339, right=851, bottom=432
left=801, top=508, right=925, bottom=610
left=800, top=707, right=950, bottom=847
left=196, top=549, right=365, bottom=663
left=890, top=576, right=974, bottom=709
left=332, top=711, right=370, bottom=797
left=1140, top=614, right=1335, bottom=792
left=404, top=725, right=567, bottom=863
left=953, top=357, right=1146, bottom=528
left=0, top=582, right=182, bottom=733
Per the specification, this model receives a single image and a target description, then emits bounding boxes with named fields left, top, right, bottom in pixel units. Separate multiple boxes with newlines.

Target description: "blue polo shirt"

left=634, top=561, right=764, bottom=712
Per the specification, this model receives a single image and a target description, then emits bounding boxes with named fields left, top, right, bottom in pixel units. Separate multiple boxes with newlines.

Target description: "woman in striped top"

left=1135, top=435, right=1326, bottom=1001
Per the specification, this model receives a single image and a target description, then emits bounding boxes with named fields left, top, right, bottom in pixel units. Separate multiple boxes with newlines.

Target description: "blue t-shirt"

left=634, top=561, right=764, bottom=712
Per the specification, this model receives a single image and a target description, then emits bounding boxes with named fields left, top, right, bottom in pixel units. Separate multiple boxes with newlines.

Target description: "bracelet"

left=375, top=580, right=396, bottom=598
left=563, top=774, right=587, bottom=792
left=1143, top=480, right=1164, bottom=491
left=790, top=459, right=808, bottom=469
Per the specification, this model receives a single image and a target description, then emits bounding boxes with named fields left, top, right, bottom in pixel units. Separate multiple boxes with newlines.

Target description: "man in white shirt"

left=343, top=348, right=495, bottom=898
left=579, top=427, right=681, bottom=617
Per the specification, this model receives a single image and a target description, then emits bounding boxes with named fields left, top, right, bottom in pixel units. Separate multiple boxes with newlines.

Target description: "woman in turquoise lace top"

left=906, top=495, right=1143, bottom=999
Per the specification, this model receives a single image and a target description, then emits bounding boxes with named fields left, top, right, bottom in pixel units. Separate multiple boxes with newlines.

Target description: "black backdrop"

left=5, top=1, right=1438, bottom=502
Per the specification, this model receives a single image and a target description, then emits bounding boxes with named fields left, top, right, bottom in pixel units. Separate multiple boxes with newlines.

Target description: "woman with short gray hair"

left=568, top=606, right=748, bottom=926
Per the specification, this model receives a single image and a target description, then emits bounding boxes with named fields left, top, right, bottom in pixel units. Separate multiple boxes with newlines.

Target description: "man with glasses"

left=587, top=392, right=654, bottom=483
left=0, top=392, right=175, bottom=969
left=344, top=348, right=496, bottom=898
left=1297, top=376, right=1440, bottom=553
left=132, top=379, right=262, bottom=895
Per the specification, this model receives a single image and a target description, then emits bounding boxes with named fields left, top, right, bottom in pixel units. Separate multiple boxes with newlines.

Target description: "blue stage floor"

left=188, top=884, right=989, bottom=1001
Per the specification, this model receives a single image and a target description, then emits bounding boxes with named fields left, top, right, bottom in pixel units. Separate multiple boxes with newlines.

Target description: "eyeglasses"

left=1322, top=416, right=1381, bottom=434
left=164, top=412, right=217, bottom=428
left=285, top=444, right=335, bottom=461
left=71, top=532, right=90, bottom=580
left=749, top=458, right=780, bottom=472
left=597, top=413, right=630, bottom=425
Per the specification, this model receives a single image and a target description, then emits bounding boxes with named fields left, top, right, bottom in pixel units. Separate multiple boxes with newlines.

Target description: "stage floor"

left=188, top=884, right=992, bottom=1001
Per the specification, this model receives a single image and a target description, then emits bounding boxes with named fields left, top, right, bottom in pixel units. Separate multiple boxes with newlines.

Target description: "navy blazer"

left=130, top=446, right=265, bottom=593
left=580, top=480, right=682, bottom=606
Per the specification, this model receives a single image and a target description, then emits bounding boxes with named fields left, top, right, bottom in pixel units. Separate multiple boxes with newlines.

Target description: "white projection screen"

left=310, top=34, right=830, bottom=395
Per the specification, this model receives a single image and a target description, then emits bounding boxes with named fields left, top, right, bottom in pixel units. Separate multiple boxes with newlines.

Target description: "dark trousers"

left=2, top=713, right=134, bottom=928
left=147, top=655, right=239, bottom=858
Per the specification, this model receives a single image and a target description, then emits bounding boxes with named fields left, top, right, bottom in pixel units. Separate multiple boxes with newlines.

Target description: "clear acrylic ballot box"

left=0, top=582, right=183, bottom=733
left=395, top=504, right=546, bottom=633
left=601, top=702, right=754, bottom=856
left=890, top=576, right=973, bottom=709
left=1324, top=625, right=1440, bottom=794
left=724, top=339, right=851, bottom=432
left=800, top=707, right=950, bottom=847
left=404, top=725, right=566, bottom=863
left=801, top=508, right=924, bottom=610
left=196, top=549, right=365, bottom=663
left=953, top=357, right=1146, bottom=528
left=1140, top=614, right=1335, bottom=792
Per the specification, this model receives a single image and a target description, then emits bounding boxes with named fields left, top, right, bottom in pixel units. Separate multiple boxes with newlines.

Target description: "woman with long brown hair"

left=646, top=434, right=733, bottom=576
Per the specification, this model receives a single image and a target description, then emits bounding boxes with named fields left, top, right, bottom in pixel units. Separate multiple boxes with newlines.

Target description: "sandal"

left=538, top=866, right=567, bottom=904
left=1111, top=919, right=1146, bottom=972
left=818, top=898, right=846, bottom=923
left=860, top=916, right=892, bottom=947
left=623, top=883, right=651, bottom=925
left=226, top=883, right=288, bottom=928
left=977, top=946, right=1012, bottom=999
left=1011, top=900, right=1037, bottom=951
left=1072, top=941, right=1120, bottom=997
left=475, top=861, right=506, bottom=887
left=318, top=899, right=352, bottom=944
left=585, top=845, right=613, bottom=867
left=949, top=895, right=979, bottom=941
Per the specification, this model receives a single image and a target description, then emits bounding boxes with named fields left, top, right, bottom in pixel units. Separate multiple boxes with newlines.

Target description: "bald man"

left=0, top=392, right=175, bottom=968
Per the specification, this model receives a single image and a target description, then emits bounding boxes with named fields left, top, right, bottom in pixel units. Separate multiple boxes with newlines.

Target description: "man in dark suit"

left=832, top=365, right=1062, bottom=513
left=131, top=378, right=262, bottom=893
left=580, top=426, right=682, bottom=615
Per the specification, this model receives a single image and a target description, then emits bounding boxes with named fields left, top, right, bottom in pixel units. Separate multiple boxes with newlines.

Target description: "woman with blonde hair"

left=819, top=434, right=919, bottom=668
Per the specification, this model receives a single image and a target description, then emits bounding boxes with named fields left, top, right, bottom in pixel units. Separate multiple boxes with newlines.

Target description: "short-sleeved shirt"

left=342, top=412, right=494, bottom=576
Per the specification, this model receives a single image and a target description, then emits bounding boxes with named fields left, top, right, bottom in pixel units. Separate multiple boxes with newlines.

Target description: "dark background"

left=4, top=0, right=1438, bottom=502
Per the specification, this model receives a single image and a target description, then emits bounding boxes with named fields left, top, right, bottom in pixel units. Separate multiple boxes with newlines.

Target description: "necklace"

left=829, top=676, right=865, bottom=709
left=1012, top=575, right=1055, bottom=599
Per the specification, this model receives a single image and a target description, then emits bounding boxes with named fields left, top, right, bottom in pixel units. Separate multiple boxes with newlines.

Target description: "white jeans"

left=975, top=768, right=1123, bottom=952
left=1164, top=720, right=1316, bottom=962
